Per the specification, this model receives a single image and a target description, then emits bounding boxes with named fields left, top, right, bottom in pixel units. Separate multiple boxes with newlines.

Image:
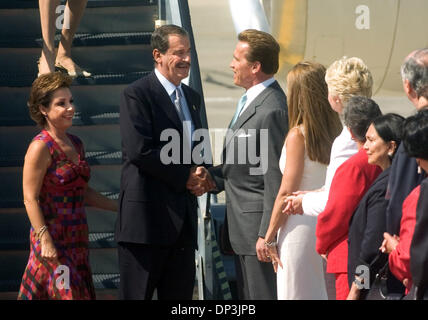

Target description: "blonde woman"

left=264, top=61, right=342, bottom=299
left=283, top=56, right=374, bottom=219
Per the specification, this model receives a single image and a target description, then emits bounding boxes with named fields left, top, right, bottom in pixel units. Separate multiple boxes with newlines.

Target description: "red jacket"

left=316, top=148, right=382, bottom=273
left=389, top=185, right=420, bottom=291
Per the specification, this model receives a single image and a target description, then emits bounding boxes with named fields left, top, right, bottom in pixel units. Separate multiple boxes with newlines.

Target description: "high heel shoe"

left=37, top=58, right=55, bottom=77
left=55, top=61, right=92, bottom=78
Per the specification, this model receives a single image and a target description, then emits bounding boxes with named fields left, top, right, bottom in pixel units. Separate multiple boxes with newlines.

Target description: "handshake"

left=186, top=166, right=217, bottom=197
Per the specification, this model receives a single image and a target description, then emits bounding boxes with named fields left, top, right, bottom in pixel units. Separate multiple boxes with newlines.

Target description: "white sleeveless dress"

left=277, top=126, right=328, bottom=300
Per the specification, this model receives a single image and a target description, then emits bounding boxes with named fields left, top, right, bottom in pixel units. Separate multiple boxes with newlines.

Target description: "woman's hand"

left=40, top=232, right=59, bottom=265
left=380, top=232, right=399, bottom=254
left=346, top=282, right=361, bottom=300
left=282, top=193, right=304, bottom=215
left=266, top=244, right=283, bottom=273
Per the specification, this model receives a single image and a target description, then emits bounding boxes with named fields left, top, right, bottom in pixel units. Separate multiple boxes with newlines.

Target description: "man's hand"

left=256, top=237, right=272, bottom=263
left=186, top=166, right=216, bottom=196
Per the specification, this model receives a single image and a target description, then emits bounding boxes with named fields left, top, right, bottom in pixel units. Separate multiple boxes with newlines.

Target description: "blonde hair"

left=287, top=61, right=343, bottom=165
left=325, top=56, right=373, bottom=105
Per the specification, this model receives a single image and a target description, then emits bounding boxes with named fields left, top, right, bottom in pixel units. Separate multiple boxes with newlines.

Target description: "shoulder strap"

left=33, top=130, right=56, bottom=156
left=67, top=133, right=85, bottom=159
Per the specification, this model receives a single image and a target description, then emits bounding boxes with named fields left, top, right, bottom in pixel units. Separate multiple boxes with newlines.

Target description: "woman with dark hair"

left=381, top=108, right=428, bottom=295
left=17, top=72, right=117, bottom=300
left=346, top=113, right=405, bottom=300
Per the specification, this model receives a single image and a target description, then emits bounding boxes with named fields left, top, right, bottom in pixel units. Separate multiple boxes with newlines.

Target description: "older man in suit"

left=115, top=24, right=214, bottom=300
left=204, top=29, right=288, bottom=300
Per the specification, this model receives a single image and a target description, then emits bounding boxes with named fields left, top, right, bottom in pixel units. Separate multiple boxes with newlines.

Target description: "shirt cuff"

left=302, top=190, right=328, bottom=217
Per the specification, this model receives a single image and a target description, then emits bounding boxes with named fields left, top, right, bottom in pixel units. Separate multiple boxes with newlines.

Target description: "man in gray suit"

left=203, top=29, right=288, bottom=299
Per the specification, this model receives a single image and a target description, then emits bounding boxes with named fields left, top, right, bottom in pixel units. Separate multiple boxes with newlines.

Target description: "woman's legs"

left=56, top=0, right=90, bottom=76
left=38, top=0, right=60, bottom=75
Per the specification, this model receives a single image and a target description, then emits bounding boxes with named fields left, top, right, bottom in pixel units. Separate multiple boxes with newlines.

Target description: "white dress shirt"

left=238, top=77, right=275, bottom=117
left=301, top=126, right=358, bottom=216
left=154, top=68, right=194, bottom=147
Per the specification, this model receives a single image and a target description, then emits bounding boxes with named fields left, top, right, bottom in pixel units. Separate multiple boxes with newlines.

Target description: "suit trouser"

left=234, top=255, right=277, bottom=300
left=118, top=242, right=195, bottom=300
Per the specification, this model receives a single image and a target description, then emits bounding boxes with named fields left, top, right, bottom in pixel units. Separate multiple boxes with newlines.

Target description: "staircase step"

left=0, top=193, right=119, bottom=210
left=0, top=150, right=122, bottom=167
left=0, top=85, right=125, bottom=126
left=0, top=45, right=152, bottom=76
left=0, top=0, right=157, bottom=9
left=0, top=248, right=119, bottom=292
left=0, top=207, right=117, bottom=250
left=0, top=32, right=152, bottom=48
left=0, top=71, right=149, bottom=87
left=0, top=165, right=120, bottom=208
left=0, top=125, right=121, bottom=166
left=0, top=4, right=158, bottom=39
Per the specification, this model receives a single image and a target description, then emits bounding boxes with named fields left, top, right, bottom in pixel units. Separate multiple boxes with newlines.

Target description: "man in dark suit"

left=407, top=49, right=428, bottom=299
left=386, top=49, right=428, bottom=236
left=384, top=48, right=427, bottom=295
left=206, top=29, right=288, bottom=300
left=115, top=24, right=214, bottom=300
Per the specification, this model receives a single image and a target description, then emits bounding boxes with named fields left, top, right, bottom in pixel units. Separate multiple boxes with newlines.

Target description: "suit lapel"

left=223, top=81, right=278, bottom=151
left=182, top=85, right=202, bottom=130
left=149, top=71, right=183, bottom=133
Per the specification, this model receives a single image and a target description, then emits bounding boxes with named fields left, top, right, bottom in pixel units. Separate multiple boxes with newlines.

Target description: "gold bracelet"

left=35, top=225, right=48, bottom=241
left=264, top=240, right=277, bottom=247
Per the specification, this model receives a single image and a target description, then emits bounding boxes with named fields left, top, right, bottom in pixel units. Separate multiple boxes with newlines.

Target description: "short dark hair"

left=344, top=96, right=382, bottom=142
left=151, top=24, right=189, bottom=53
left=238, top=29, right=280, bottom=75
left=27, top=72, right=73, bottom=128
left=372, top=113, right=405, bottom=159
left=402, top=108, right=428, bottom=160
left=401, top=48, right=428, bottom=99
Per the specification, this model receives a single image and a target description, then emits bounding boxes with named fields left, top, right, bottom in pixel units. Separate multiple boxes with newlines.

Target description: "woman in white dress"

left=263, top=61, right=342, bottom=299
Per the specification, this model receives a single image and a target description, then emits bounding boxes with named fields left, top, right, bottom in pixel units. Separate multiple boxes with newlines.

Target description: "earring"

left=418, top=166, right=422, bottom=174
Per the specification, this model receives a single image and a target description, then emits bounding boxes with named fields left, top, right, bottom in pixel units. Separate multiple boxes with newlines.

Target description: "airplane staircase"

left=0, top=0, right=158, bottom=300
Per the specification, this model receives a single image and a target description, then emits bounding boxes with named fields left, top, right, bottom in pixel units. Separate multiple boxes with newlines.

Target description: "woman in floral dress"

left=18, top=72, right=117, bottom=300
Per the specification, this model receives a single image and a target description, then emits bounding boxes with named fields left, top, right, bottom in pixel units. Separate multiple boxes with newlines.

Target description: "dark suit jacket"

left=410, top=178, right=428, bottom=293
left=385, top=144, right=425, bottom=235
left=347, top=167, right=390, bottom=289
left=115, top=71, right=203, bottom=247
left=209, top=81, right=288, bottom=255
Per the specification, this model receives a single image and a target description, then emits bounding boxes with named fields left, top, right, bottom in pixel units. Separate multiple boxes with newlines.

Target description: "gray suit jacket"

left=210, top=81, right=288, bottom=255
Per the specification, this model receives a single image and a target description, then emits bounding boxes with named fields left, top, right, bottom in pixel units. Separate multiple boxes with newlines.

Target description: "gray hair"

left=344, top=96, right=382, bottom=142
left=400, top=48, right=428, bottom=99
